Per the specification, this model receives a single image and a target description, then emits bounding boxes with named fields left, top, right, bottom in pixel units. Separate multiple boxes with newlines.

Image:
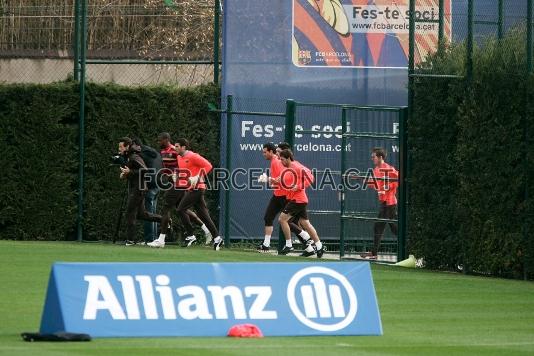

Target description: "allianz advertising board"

left=40, top=262, right=382, bottom=337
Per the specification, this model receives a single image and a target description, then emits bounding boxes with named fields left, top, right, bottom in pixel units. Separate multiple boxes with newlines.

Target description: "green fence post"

left=278, top=99, right=296, bottom=252
left=524, top=0, right=532, bottom=280
left=73, top=0, right=80, bottom=81
left=407, top=0, right=415, bottom=248
left=77, top=0, right=88, bottom=242
left=224, top=95, right=233, bottom=247
left=528, top=0, right=533, bottom=74
left=398, top=108, right=408, bottom=262
left=467, top=0, right=474, bottom=80
left=408, top=0, right=415, bottom=113
left=438, top=0, right=445, bottom=52
left=285, top=100, right=296, bottom=147
left=339, top=107, right=348, bottom=258
left=213, top=0, right=220, bottom=84
left=408, top=0, right=415, bottom=76
left=523, top=95, right=530, bottom=280
left=498, top=0, right=504, bottom=40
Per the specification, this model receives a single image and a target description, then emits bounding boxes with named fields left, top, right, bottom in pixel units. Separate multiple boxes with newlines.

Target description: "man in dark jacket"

left=132, top=137, right=161, bottom=244
left=118, top=137, right=162, bottom=245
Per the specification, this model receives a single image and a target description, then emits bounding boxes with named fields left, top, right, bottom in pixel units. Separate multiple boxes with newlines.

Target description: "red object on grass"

left=227, top=324, right=264, bottom=338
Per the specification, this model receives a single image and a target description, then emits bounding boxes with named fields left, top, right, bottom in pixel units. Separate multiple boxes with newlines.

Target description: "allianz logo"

left=287, top=266, right=358, bottom=332
left=83, top=267, right=357, bottom=331
left=83, top=275, right=277, bottom=321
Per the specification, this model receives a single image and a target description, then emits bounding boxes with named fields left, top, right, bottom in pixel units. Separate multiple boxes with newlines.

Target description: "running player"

left=360, top=147, right=399, bottom=260
left=277, top=149, right=324, bottom=257
left=174, top=138, right=223, bottom=250
left=257, top=142, right=311, bottom=252
left=278, top=142, right=311, bottom=246
left=148, top=133, right=212, bottom=248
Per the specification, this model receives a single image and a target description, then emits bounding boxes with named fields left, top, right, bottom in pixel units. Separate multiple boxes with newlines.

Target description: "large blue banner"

left=220, top=0, right=527, bottom=240
left=40, top=262, right=382, bottom=337
left=221, top=0, right=407, bottom=240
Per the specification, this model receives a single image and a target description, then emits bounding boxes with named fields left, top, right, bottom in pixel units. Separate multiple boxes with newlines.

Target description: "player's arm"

left=268, top=159, right=282, bottom=185
left=193, top=153, right=213, bottom=175
left=297, top=166, right=314, bottom=189
left=188, top=153, right=212, bottom=187
left=291, top=166, right=313, bottom=191
left=389, top=168, right=399, bottom=190
left=380, top=167, right=399, bottom=190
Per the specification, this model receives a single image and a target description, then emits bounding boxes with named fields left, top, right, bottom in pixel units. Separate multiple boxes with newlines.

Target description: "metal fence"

left=0, top=0, right=221, bottom=85
left=216, top=96, right=408, bottom=261
left=408, top=0, right=534, bottom=79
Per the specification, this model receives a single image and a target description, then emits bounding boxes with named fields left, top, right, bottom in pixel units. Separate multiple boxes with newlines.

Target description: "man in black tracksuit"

left=118, top=137, right=162, bottom=245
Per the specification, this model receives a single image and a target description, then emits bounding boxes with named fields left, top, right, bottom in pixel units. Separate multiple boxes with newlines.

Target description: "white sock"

left=315, top=241, right=323, bottom=250
left=214, top=236, right=222, bottom=243
left=201, top=224, right=210, bottom=235
left=186, top=235, right=196, bottom=240
left=263, top=235, right=271, bottom=247
left=158, top=234, right=166, bottom=243
left=285, top=240, right=293, bottom=248
left=299, top=230, right=310, bottom=240
left=305, top=244, right=315, bottom=253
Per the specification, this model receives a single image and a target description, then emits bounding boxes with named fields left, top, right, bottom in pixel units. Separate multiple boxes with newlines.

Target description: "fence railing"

left=214, top=96, right=408, bottom=261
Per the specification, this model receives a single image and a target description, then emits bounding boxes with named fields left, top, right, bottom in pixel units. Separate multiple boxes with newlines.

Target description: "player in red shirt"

left=361, top=147, right=399, bottom=260
left=277, top=149, right=324, bottom=257
left=174, top=138, right=223, bottom=250
left=148, top=133, right=212, bottom=248
left=257, top=143, right=311, bottom=252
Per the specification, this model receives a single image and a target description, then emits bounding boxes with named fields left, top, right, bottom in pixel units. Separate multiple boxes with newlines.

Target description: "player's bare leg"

left=278, top=212, right=295, bottom=255
left=186, top=209, right=213, bottom=244
left=299, top=218, right=324, bottom=258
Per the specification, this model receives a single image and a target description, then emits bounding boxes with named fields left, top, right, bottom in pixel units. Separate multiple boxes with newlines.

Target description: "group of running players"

left=256, top=142, right=398, bottom=260
left=257, top=142, right=324, bottom=257
left=121, top=133, right=397, bottom=259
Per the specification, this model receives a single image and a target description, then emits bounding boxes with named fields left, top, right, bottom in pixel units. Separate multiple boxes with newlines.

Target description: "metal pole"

left=438, top=0, right=445, bottom=51
left=407, top=0, right=415, bottom=262
left=521, top=92, right=532, bottom=280
left=278, top=99, right=296, bottom=252
left=408, top=0, right=415, bottom=108
left=213, top=0, right=220, bottom=84
left=528, top=0, right=533, bottom=73
left=467, top=0, right=474, bottom=80
left=224, top=95, right=233, bottom=247
left=524, top=0, right=532, bottom=280
left=285, top=100, right=296, bottom=148
left=408, top=0, right=415, bottom=76
left=86, top=59, right=216, bottom=65
left=77, top=0, right=88, bottom=242
left=397, top=108, right=408, bottom=262
left=498, top=0, right=504, bottom=40
left=339, top=107, right=347, bottom=258
left=73, top=0, right=80, bottom=81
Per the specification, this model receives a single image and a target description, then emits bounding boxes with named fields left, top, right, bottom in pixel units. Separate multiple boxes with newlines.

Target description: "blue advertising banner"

left=220, top=0, right=527, bottom=241
left=40, top=262, right=382, bottom=337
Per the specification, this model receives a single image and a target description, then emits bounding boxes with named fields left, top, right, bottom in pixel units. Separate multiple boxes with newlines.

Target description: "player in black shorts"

left=277, top=149, right=324, bottom=257
left=257, top=143, right=312, bottom=252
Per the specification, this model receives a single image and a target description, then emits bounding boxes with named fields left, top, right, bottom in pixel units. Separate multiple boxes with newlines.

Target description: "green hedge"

left=408, top=28, right=534, bottom=279
left=0, top=82, right=220, bottom=241
left=0, top=83, right=79, bottom=240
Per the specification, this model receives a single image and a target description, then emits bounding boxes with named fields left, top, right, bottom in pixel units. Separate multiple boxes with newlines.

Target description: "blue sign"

left=40, top=262, right=382, bottom=337
left=220, top=0, right=528, bottom=240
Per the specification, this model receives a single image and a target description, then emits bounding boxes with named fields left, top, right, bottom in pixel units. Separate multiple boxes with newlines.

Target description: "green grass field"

left=0, top=241, right=533, bottom=356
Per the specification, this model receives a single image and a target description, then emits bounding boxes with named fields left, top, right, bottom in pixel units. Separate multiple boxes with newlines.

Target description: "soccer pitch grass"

left=0, top=241, right=533, bottom=356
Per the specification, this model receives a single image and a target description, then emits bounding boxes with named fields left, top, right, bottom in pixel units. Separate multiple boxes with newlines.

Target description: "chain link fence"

left=411, top=0, right=534, bottom=77
left=0, top=0, right=218, bottom=85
